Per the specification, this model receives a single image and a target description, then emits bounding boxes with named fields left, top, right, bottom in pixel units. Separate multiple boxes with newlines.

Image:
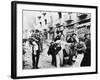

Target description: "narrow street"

left=23, top=41, right=84, bottom=69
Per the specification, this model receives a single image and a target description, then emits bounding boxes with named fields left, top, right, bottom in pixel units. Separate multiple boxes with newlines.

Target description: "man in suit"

left=31, top=29, right=41, bottom=69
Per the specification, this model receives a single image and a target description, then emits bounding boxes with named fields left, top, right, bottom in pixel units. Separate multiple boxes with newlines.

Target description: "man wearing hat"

left=31, top=29, right=41, bottom=69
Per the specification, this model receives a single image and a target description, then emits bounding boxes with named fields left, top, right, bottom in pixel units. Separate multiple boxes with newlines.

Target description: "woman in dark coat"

left=81, top=33, right=91, bottom=66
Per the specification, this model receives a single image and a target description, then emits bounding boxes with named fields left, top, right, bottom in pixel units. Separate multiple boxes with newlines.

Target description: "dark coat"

left=48, top=43, right=61, bottom=55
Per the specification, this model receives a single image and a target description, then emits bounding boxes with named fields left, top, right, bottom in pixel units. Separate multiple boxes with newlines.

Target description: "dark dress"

left=81, top=38, right=91, bottom=66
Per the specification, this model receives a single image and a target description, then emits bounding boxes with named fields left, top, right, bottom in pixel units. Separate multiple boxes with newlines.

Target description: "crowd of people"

left=23, top=27, right=91, bottom=69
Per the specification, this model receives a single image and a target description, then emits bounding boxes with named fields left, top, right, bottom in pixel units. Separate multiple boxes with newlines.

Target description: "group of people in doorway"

left=23, top=29, right=91, bottom=69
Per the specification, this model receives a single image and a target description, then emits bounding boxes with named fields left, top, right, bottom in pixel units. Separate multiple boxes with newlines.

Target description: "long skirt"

left=81, top=48, right=91, bottom=66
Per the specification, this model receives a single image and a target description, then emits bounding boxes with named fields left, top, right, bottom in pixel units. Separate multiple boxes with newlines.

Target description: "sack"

left=32, top=41, right=38, bottom=50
